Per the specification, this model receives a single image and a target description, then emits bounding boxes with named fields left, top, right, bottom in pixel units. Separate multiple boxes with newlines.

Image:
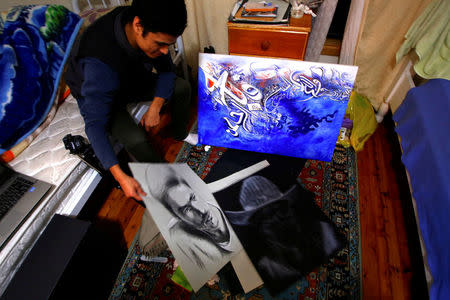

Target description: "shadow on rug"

left=109, top=144, right=361, bottom=300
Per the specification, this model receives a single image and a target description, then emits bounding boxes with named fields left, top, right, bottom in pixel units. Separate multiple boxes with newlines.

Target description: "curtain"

left=304, top=0, right=338, bottom=62
left=339, top=0, right=365, bottom=65
left=352, top=0, right=433, bottom=109
left=182, top=0, right=236, bottom=74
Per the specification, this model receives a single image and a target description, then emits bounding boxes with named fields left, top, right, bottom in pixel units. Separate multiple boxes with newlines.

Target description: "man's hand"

left=110, top=164, right=146, bottom=201
left=140, top=97, right=165, bottom=132
left=119, top=174, right=146, bottom=201
left=140, top=105, right=160, bottom=131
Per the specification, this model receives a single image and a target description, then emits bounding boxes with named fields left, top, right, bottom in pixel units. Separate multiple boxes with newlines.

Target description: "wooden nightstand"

left=227, top=14, right=311, bottom=60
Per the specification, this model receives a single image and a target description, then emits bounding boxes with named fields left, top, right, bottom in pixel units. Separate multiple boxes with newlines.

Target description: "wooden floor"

left=357, top=115, right=427, bottom=299
left=86, top=110, right=427, bottom=299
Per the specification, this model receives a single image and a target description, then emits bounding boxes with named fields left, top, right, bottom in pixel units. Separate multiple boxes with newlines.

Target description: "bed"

left=388, top=63, right=449, bottom=299
left=0, top=1, right=189, bottom=295
left=0, top=5, right=102, bottom=295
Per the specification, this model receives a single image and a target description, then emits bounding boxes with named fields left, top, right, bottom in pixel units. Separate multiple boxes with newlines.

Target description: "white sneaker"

left=183, top=133, right=198, bottom=145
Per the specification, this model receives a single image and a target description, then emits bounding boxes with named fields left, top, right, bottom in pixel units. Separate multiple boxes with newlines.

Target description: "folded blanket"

left=0, top=5, right=83, bottom=154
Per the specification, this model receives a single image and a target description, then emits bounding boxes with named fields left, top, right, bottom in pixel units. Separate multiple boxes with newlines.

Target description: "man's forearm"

left=110, top=164, right=127, bottom=185
left=149, top=96, right=165, bottom=113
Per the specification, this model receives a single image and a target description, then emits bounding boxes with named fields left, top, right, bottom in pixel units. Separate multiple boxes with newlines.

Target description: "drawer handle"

left=260, top=40, right=271, bottom=51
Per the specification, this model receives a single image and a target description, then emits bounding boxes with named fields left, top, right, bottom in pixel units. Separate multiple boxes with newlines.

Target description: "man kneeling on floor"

left=65, top=0, right=197, bottom=200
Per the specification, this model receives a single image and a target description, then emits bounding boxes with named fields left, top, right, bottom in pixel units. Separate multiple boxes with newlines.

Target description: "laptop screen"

left=198, top=53, right=358, bottom=161
left=0, top=163, right=14, bottom=186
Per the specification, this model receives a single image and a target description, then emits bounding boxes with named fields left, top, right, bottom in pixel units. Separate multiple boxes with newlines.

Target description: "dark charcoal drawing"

left=204, top=149, right=347, bottom=294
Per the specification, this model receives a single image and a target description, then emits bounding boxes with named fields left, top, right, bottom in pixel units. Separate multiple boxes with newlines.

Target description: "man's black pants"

left=110, top=77, right=191, bottom=162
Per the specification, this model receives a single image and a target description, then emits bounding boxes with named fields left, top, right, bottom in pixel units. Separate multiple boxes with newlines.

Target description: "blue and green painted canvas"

left=198, top=53, right=358, bottom=161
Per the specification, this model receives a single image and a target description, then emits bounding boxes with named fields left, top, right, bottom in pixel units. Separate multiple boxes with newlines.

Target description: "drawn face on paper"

left=165, top=182, right=229, bottom=243
left=136, top=162, right=242, bottom=292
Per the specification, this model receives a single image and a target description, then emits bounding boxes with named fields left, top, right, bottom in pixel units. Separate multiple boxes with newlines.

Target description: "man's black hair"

left=124, top=0, right=187, bottom=37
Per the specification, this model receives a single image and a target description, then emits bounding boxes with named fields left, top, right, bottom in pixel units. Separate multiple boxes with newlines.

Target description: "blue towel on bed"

left=0, top=5, right=83, bottom=154
left=394, top=79, right=450, bottom=300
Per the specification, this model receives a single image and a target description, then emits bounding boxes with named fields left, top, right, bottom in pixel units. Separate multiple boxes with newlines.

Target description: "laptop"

left=0, top=162, right=53, bottom=248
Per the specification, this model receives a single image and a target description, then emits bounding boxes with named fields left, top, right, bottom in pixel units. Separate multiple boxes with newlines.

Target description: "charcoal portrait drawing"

left=198, top=53, right=358, bottom=161
left=129, top=163, right=242, bottom=292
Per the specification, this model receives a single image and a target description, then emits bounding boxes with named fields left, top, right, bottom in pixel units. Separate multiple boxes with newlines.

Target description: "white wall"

left=0, top=0, right=73, bottom=12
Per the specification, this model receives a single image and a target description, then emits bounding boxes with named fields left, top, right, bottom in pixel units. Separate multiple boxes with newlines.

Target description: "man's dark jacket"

left=65, top=7, right=175, bottom=169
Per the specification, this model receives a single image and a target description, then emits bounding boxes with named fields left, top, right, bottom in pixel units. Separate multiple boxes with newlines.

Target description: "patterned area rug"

left=109, top=144, right=361, bottom=299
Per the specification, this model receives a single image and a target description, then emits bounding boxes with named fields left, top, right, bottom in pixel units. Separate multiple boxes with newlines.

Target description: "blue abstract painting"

left=198, top=54, right=358, bottom=161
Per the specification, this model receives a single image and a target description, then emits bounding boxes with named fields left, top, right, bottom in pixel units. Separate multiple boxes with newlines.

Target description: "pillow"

left=0, top=5, right=83, bottom=155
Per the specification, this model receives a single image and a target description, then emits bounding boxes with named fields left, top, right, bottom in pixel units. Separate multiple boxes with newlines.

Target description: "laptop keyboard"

left=0, top=177, right=34, bottom=219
